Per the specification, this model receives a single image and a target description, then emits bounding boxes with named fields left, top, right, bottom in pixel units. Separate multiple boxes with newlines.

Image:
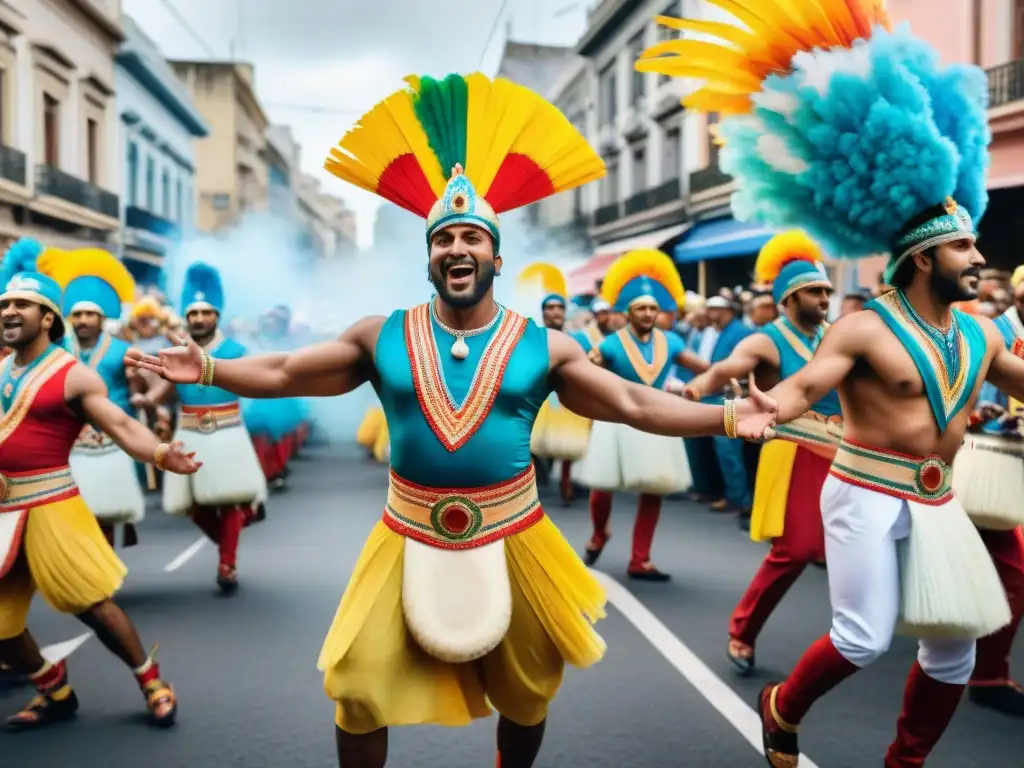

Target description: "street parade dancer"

left=36, top=247, right=147, bottom=549
left=136, top=262, right=266, bottom=594
left=573, top=297, right=613, bottom=354
left=683, top=231, right=839, bottom=673
left=952, top=264, right=1024, bottom=717
left=126, top=71, right=777, bottom=767
left=0, top=244, right=199, bottom=730
left=518, top=263, right=591, bottom=504
left=641, top=1, right=1024, bottom=763
left=573, top=248, right=697, bottom=582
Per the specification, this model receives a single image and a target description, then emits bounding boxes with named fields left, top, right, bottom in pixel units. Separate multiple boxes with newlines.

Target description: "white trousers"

left=821, top=476, right=975, bottom=684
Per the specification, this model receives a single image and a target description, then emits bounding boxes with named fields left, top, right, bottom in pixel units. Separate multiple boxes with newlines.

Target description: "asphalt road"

left=2, top=450, right=1022, bottom=767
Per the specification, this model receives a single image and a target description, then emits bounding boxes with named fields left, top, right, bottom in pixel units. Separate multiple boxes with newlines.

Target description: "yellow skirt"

left=0, top=495, right=127, bottom=639
left=749, top=439, right=798, bottom=542
left=319, top=516, right=607, bottom=733
left=356, top=407, right=385, bottom=449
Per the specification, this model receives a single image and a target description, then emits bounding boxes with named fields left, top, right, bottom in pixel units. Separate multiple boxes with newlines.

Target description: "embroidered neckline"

left=616, top=327, right=668, bottom=386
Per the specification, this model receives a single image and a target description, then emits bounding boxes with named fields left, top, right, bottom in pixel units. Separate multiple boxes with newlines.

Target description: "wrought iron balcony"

left=689, top=163, right=732, bottom=195
left=36, top=165, right=118, bottom=218
left=0, top=144, right=26, bottom=186
left=594, top=201, right=621, bottom=226
left=623, top=177, right=681, bottom=216
left=125, top=205, right=180, bottom=239
left=988, top=59, right=1024, bottom=109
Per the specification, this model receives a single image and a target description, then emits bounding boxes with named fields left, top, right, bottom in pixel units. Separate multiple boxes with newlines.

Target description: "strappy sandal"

left=6, top=690, right=79, bottom=731
left=143, top=679, right=177, bottom=727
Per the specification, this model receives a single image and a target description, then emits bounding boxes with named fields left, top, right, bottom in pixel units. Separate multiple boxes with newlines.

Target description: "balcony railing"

left=594, top=201, right=621, bottom=226
left=126, top=205, right=180, bottom=240
left=36, top=165, right=118, bottom=218
left=988, top=59, right=1024, bottom=109
left=0, top=144, right=26, bottom=186
left=624, top=177, right=681, bottom=215
left=689, top=163, right=732, bottom=195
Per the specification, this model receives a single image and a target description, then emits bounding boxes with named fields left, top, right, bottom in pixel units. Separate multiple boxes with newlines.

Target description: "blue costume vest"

left=762, top=317, right=841, bottom=417
left=597, top=327, right=682, bottom=389
left=77, top=333, right=132, bottom=414
left=376, top=304, right=550, bottom=488
left=176, top=335, right=246, bottom=406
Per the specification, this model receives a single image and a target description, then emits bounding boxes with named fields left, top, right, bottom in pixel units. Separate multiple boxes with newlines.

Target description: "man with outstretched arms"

left=127, top=72, right=776, bottom=767
left=684, top=231, right=839, bottom=673
left=135, top=262, right=266, bottom=594
left=574, top=248, right=702, bottom=581
left=0, top=257, right=198, bottom=732
left=642, top=2, right=1017, bottom=763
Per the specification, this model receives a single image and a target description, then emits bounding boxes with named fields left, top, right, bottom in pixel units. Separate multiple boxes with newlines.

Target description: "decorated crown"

left=324, top=73, right=605, bottom=253
left=601, top=249, right=685, bottom=313
left=754, top=231, right=831, bottom=304
left=638, top=2, right=990, bottom=276
left=517, top=262, right=568, bottom=309
left=37, top=247, right=136, bottom=319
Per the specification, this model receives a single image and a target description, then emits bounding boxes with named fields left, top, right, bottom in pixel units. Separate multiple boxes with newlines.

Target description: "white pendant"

left=451, top=336, right=470, bottom=360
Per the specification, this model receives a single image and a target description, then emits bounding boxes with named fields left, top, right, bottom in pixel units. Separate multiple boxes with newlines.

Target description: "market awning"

left=567, top=253, right=617, bottom=297
left=568, top=222, right=691, bottom=296
left=674, top=218, right=774, bottom=264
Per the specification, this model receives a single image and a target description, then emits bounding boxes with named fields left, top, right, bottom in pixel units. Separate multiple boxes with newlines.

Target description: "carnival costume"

left=729, top=231, right=840, bottom=671
left=573, top=249, right=691, bottom=580
left=163, top=262, right=266, bottom=591
left=36, top=248, right=145, bottom=527
left=0, top=243, right=175, bottom=729
left=318, top=72, right=607, bottom=737
left=573, top=297, right=610, bottom=355
left=642, top=2, right=1009, bottom=763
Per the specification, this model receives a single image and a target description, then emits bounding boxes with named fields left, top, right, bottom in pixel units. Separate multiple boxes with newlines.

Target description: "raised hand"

left=732, top=373, right=778, bottom=441
left=124, top=333, right=204, bottom=384
left=159, top=441, right=202, bottom=475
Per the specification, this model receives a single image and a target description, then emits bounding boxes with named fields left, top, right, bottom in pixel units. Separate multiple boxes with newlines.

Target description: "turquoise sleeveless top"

left=762, top=317, right=841, bottom=417
left=598, top=327, right=682, bottom=389
left=176, top=335, right=246, bottom=406
left=376, top=304, right=550, bottom=487
left=994, top=308, right=1022, bottom=350
left=78, top=333, right=132, bottom=414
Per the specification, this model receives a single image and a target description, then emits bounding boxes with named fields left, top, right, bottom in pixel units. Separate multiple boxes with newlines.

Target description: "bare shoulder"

left=546, top=328, right=586, bottom=368
left=823, top=310, right=884, bottom=351
left=65, top=360, right=106, bottom=397
left=742, top=331, right=778, bottom=358
left=338, top=315, right=388, bottom=350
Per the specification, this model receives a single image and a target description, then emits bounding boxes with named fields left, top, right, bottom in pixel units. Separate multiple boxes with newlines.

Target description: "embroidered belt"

left=0, top=466, right=79, bottom=512
left=383, top=466, right=544, bottom=549
left=829, top=439, right=953, bottom=505
left=179, top=403, right=242, bottom=434
left=775, top=411, right=843, bottom=451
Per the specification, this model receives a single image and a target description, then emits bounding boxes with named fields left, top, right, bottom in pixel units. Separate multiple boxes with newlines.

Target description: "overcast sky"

left=124, top=0, right=589, bottom=248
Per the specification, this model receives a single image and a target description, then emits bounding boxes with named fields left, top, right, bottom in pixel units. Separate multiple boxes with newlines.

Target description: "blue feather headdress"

left=638, top=6, right=990, bottom=283
left=0, top=238, right=44, bottom=289
left=180, top=262, right=225, bottom=316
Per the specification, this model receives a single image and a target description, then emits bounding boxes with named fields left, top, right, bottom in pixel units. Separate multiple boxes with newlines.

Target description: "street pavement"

left=2, top=449, right=1021, bottom=767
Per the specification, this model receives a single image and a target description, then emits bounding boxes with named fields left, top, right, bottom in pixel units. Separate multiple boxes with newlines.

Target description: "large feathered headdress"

left=37, top=247, right=136, bottom=319
left=601, top=249, right=686, bottom=313
left=323, top=73, right=605, bottom=253
left=754, top=230, right=831, bottom=304
left=637, top=2, right=990, bottom=283
left=517, top=262, right=568, bottom=309
left=180, top=262, right=224, bottom=316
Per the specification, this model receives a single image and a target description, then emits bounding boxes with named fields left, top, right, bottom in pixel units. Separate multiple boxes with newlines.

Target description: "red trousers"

left=730, top=447, right=830, bottom=645
left=189, top=505, right=248, bottom=567
left=589, top=490, right=662, bottom=568
left=973, top=526, right=1024, bottom=683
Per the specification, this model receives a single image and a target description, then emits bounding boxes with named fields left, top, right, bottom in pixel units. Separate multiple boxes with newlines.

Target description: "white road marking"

left=595, top=572, right=822, bottom=768
left=40, top=632, right=93, bottom=664
left=164, top=536, right=208, bottom=572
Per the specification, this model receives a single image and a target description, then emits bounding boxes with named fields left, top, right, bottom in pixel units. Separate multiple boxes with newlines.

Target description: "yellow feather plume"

left=754, top=230, right=824, bottom=284
left=636, top=2, right=891, bottom=116
left=517, top=262, right=567, bottom=298
left=601, top=249, right=685, bottom=309
left=1012, top=266, right=1024, bottom=290
left=37, top=248, right=136, bottom=302
left=130, top=295, right=163, bottom=320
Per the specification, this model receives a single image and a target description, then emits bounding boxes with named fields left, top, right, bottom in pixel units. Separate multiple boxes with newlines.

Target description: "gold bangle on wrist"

left=203, top=353, right=216, bottom=386
left=196, top=351, right=208, bottom=386
left=153, top=442, right=170, bottom=470
left=723, top=400, right=739, bottom=439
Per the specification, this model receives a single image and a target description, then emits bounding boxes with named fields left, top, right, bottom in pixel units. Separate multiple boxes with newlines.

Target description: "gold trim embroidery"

left=616, top=327, right=668, bottom=386
left=0, top=348, right=75, bottom=447
left=772, top=319, right=828, bottom=363
left=81, top=333, right=112, bottom=371
left=405, top=303, right=527, bottom=452
left=583, top=323, right=603, bottom=348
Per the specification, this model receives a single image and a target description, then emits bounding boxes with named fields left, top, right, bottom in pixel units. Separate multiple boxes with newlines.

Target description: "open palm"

left=124, top=334, right=203, bottom=384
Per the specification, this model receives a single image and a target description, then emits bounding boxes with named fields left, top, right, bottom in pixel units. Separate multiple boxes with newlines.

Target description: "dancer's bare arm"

left=674, top=349, right=710, bottom=375
left=125, top=316, right=385, bottom=398
left=548, top=331, right=775, bottom=439
left=981, top=318, right=1024, bottom=400
left=686, top=334, right=778, bottom=399
left=765, top=313, right=868, bottom=423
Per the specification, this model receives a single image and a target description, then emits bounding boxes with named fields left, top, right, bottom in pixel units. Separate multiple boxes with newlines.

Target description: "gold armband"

left=723, top=400, right=738, bottom=440
left=153, top=442, right=170, bottom=470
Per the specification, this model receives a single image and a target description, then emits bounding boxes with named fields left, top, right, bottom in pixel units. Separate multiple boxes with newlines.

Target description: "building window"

left=708, top=113, right=720, bottom=167
left=126, top=141, right=138, bottom=206
left=161, top=169, right=170, bottom=217
left=631, top=144, right=647, bottom=194
left=145, top=156, right=155, bottom=210
left=603, top=159, right=619, bottom=205
left=86, top=119, right=99, bottom=183
left=43, top=94, right=60, bottom=166
left=598, top=63, right=617, bottom=128
left=628, top=32, right=645, bottom=106
left=658, top=2, right=681, bottom=84
left=176, top=178, right=183, bottom=223
left=662, top=126, right=680, bottom=180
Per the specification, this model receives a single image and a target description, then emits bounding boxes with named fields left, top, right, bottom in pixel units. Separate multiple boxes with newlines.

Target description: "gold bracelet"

left=196, top=351, right=208, bottom=386
left=724, top=400, right=739, bottom=439
left=153, top=442, right=170, bottom=470
left=204, top=353, right=216, bottom=386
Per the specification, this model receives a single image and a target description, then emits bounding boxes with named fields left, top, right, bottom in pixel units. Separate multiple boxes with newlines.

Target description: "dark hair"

left=889, top=244, right=939, bottom=290
left=44, top=309, right=64, bottom=343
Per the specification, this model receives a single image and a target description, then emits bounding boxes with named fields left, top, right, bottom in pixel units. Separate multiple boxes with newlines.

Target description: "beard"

left=428, top=260, right=496, bottom=309
left=795, top=304, right=828, bottom=327
left=930, top=264, right=979, bottom=304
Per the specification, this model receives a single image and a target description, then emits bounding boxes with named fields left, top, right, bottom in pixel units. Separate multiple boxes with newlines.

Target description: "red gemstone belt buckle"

left=429, top=495, right=484, bottom=543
